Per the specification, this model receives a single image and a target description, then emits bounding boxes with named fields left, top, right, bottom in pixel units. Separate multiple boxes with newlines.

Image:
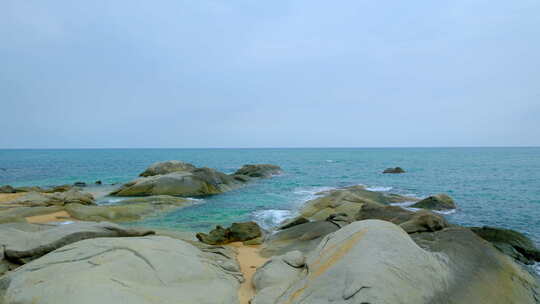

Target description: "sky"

left=1, top=0, right=539, bottom=148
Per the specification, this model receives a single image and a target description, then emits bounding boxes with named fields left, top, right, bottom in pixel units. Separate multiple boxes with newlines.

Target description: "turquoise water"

left=0, top=148, right=539, bottom=245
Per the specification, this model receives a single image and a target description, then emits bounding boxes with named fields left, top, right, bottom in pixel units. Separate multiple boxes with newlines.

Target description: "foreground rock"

left=0, top=221, right=153, bottom=269
left=411, top=193, right=456, bottom=210
left=0, top=236, right=242, bottom=304
left=197, top=221, right=262, bottom=245
left=14, top=189, right=95, bottom=207
left=234, top=164, right=282, bottom=178
left=299, top=185, right=416, bottom=221
left=253, top=220, right=539, bottom=304
left=111, top=161, right=282, bottom=197
left=470, top=226, right=540, bottom=265
left=383, top=166, right=406, bottom=173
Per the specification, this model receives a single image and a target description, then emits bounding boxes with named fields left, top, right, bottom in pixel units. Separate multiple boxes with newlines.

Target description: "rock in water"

left=252, top=220, right=539, bottom=304
left=139, top=160, right=197, bottom=177
left=196, top=221, right=262, bottom=245
left=411, top=193, right=456, bottom=210
left=383, top=167, right=406, bottom=173
left=73, top=182, right=86, bottom=187
left=470, top=226, right=540, bottom=264
left=0, top=185, right=16, bottom=193
left=0, top=236, right=242, bottom=304
left=233, top=164, right=282, bottom=178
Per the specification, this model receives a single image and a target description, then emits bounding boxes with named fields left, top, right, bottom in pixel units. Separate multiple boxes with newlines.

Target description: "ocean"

left=0, top=147, right=539, bottom=246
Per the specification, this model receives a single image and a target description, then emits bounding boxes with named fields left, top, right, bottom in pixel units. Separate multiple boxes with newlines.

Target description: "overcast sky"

left=1, top=1, right=539, bottom=148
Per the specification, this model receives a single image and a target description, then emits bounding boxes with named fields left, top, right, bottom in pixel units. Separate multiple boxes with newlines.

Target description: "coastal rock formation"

left=0, top=236, right=242, bottom=304
left=383, top=166, right=406, bottom=173
left=470, top=226, right=540, bottom=264
left=111, top=161, right=282, bottom=197
left=0, top=207, right=65, bottom=224
left=411, top=193, right=456, bottom=210
left=253, top=220, right=539, bottom=304
left=139, top=160, right=197, bottom=177
left=0, top=221, right=153, bottom=268
left=14, top=189, right=95, bottom=207
left=299, top=185, right=416, bottom=221
left=234, top=164, right=282, bottom=178
left=65, top=195, right=192, bottom=222
left=277, top=216, right=309, bottom=230
left=196, top=221, right=262, bottom=245
left=0, top=185, right=16, bottom=194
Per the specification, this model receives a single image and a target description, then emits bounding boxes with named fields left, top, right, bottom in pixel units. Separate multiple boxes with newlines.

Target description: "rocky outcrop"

left=411, top=193, right=456, bottom=210
left=234, top=164, right=282, bottom=178
left=0, top=236, right=242, bottom=304
left=0, top=206, right=65, bottom=224
left=277, top=216, right=309, bottom=230
left=111, top=161, right=281, bottom=197
left=383, top=166, right=406, bottom=173
left=299, top=185, right=416, bottom=221
left=14, top=189, right=95, bottom=207
left=470, top=226, right=540, bottom=265
left=139, top=160, right=197, bottom=177
left=0, top=185, right=16, bottom=193
left=253, top=220, right=539, bottom=304
left=0, top=221, right=153, bottom=268
left=196, top=221, right=262, bottom=245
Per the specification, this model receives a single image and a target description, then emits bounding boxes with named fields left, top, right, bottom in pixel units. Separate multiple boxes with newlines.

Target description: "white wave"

left=252, top=209, right=294, bottom=231
left=57, top=221, right=75, bottom=225
left=390, top=202, right=457, bottom=215
left=325, top=159, right=335, bottom=163
left=533, top=262, right=540, bottom=276
left=365, top=186, right=393, bottom=192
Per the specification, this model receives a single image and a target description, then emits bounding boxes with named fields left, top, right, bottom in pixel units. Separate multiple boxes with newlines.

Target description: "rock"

left=470, top=226, right=540, bottom=264
left=139, top=160, right=197, bottom=177
left=282, top=250, right=305, bottom=268
left=383, top=166, right=406, bottom=173
left=243, top=236, right=263, bottom=245
left=299, top=185, right=416, bottom=221
left=14, top=189, right=95, bottom=207
left=43, top=185, right=73, bottom=193
left=277, top=216, right=309, bottom=230
left=0, top=206, right=64, bottom=224
left=0, top=185, right=16, bottom=193
left=111, top=170, right=240, bottom=197
left=260, top=220, right=340, bottom=257
left=0, top=236, right=242, bottom=304
left=196, top=221, right=262, bottom=245
left=73, top=182, right=86, bottom=187
left=254, top=220, right=539, bottom=304
left=411, top=193, right=456, bottom=210
left=234, top=164, right=282, bottom=178
left=95, top=180, right=102, bottom=185
left=65, top=196, right=192, bottom=222
left=13, top=186, right=44, bottom=193
left=399, top=210, right=449, bottom=233
left=0, top=221, right=154, bottom=265
left=355, top=203, right=415, bottom=223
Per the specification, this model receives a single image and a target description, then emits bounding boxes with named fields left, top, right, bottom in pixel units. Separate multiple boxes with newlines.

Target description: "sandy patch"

left=0, top=193, right=24, bottom=204
left=25, top=211, right=75, bottom=224
left=227, top=242, right=268, bottom=304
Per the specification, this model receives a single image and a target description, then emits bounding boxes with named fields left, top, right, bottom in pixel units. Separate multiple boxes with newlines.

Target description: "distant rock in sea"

left=383, top=166, right=406, bottom=173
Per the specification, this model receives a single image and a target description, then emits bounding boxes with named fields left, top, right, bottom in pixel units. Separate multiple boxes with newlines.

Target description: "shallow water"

left=0, top=147, right=539, bottom=245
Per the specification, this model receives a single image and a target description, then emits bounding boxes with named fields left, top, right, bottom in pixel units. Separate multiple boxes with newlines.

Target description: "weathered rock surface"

left=411, top=193, right=456, bottom=210
left=470, top=226, right=540, bottom=264
left=14, top=189, right=95, bottom=207
left=254, top=220, right=539, bottom=304
left=0, top=206, right=65, bottom=224
left=299, top=185, right=416, bottom=221
left=0, top=236, right=242, bottom=304
left=234, top=164, right=282, bottom=178
left=139, top=160, right=197, bottom=177
left=277, top=216, right=309, bottom=230
left=0, top=221, right=153, bottom=266
left=196, top=221, right=262, bottom=245
left=383, top=166, right=406, bottom=173
left=0, top=185, right=16, bottom=194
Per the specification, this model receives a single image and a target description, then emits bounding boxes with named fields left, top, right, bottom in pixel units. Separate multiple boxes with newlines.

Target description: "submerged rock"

left=0, top=236, right=242, bottom=304
left=139, top=160, right=197, bottom=177
left=234, top=164, right=282, bottom=178
left=411, top=193, right=456, bottom=210
left=254, top=220, right=539, bottom=304
left=196, top=221, right=262, bottom=245
left=383, top=166, right=406, bottom=173
left=470, top=226, right=540, bottom=264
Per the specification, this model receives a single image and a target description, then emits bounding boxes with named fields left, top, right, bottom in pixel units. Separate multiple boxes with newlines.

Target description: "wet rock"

left=234, top=164, right=282, bottom=178
left=411, top=193, right=456, bottom=211
left=383, top=167, right=406, bottom=173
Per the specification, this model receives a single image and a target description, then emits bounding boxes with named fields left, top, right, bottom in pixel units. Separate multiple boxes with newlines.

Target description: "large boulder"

left=14, top=189, right=95, bottom=207
left=234, top=164, right=282, bottom=178
left=411, top=193, right=456, bottom=211
left=139, top=160, right=197, bottom=177
left=196, top=221, right=262, bottom=245
left=253, top=220, right=539, bottom=304
left=470, top=226, right=540, bottom=264
left=383, top=166, right=406, bottom=173
left=0, top=236, right=242, bottom=304
left=111, top=170, right=240, bottom=197
left=0, top=221, right=153, bottom=267
left=299, top=185, right=416, bottom=221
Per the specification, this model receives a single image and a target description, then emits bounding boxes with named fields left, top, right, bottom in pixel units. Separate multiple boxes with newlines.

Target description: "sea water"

left=0, top=148, right=539, bottom=246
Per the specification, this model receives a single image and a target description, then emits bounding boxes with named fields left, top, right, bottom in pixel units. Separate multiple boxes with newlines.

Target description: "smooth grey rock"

left=411, top=193, right=456, bottom=211
left=282, top=250, right=305, bottom=268
left=139, top=160, right=197, bottom=177
left=14, top=189, right=95, bottom=207
left=0, top=236, right=242, bottom=304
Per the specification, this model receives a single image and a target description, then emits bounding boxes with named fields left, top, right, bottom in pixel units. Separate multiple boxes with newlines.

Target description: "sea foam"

left=252, top=209, right=294, bottom=230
